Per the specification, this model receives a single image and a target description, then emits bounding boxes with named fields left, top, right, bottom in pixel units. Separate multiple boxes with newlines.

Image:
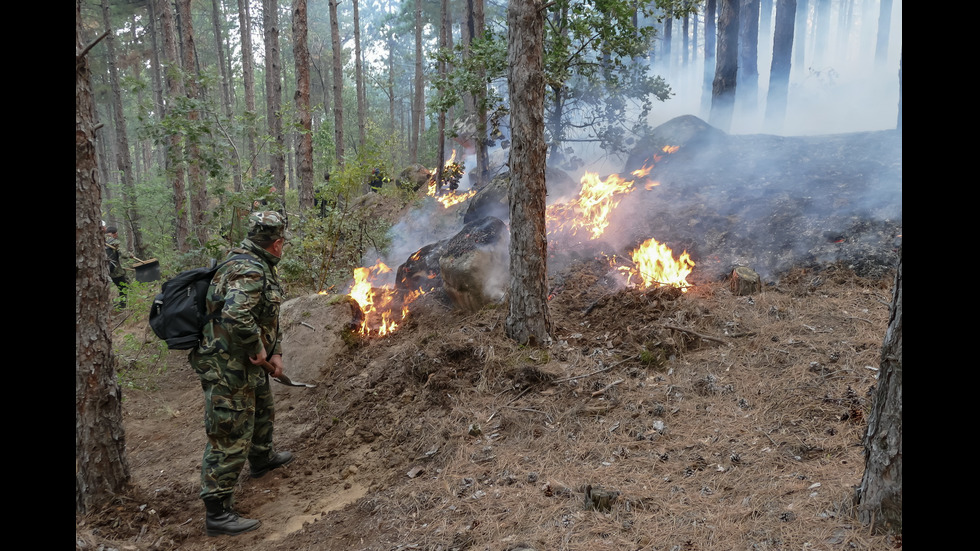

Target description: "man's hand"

left=268, top=354, right=284, bottom=379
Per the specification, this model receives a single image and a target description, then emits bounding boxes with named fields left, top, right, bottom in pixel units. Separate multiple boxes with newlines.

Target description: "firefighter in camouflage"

left=189, top=211, right=295, bottom=537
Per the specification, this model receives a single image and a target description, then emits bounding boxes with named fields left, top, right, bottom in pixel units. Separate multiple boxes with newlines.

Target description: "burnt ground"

left=77, top=119, right=902, bottom=551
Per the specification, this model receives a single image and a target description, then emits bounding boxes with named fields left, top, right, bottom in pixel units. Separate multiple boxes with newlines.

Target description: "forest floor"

left=77, top=257, right=900, bottom=551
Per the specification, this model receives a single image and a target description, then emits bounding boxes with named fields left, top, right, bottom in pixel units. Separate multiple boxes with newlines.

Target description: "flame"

left=426, top=149, right=475, bottom=208
left=622, top=238, right=695, bottom=293
left=547, top=166, right=651, bottom=240
left=348, top=260, right=420, bottom=337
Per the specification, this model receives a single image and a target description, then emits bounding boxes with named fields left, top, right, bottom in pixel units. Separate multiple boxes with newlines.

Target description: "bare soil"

left=77, top=260, right=901, bottom=551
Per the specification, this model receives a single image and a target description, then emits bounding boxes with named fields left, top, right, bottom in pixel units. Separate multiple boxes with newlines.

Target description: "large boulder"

left=438, top=216, right=510, bottom=312
left=397, top=163, right=433, bottom=192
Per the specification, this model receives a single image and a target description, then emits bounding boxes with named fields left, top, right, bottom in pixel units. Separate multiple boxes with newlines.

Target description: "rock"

left=397, top=163, right=433, bottom=191
left=439, top=216, right=510, bottom=312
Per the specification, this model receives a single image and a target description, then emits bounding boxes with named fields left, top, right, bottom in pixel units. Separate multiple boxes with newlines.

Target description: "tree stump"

left=730, top=266, right=762, bottom=295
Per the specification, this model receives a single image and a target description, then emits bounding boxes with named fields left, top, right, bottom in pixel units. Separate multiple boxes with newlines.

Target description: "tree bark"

left=237, top=0, right=258, bottom=179
left=293, top=0, right=314, bottom=210
left=710, top=0, right=739, bottom=132
left=700, top=0, right=716, bottom=118
left=264, top=0, right=287, bottom=195
left=792, top=0, right=807, bottom=77
left=354, top=0, right=366, bottom=152
left=410, top=0, right=424, bottom=164
left=157, top=0, right=190, bottom=252
left=764, top=0, right=796, bottom=132
left=212, top=0, right=242, bottom=193
left=506, top=0, right=552, bottom=346
left=737, top=0, right=760, bottom=115
left=874, top=0, right=893, bottom=70
left=177, top=0, right=210, bottom=247
left=77, top=0, right=130, bottom=513
left=100, top=0, right=147, bottom=258
left=856, top=252, right=902, bottom=534
left=329, top=0, right=344, bottom=167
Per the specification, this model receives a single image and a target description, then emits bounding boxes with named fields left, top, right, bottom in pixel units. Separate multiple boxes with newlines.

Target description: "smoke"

left=361, top=1, right=902, bottom=292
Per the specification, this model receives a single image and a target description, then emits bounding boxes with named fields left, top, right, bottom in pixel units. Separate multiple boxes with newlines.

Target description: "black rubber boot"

left=250, top=450, right=294, bottom=479
left=204, top=497, right=260, bottom=537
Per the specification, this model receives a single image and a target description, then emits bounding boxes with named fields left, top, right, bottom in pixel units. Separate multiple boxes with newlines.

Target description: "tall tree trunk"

left=896, top=51, right=901, bottom=131
left=146, top=0, right=167, bottom=169
left=177, top=0, right=209, bottom=247
left=710, top=0, right=739, bottom=131
left=76, top=3, right=130, bottom=513
left=764, top=0, right=796, bottom=132
left=101, top=0, right=147, bottom=258
left=738, top=0, right=760, bottom=116
left=237, top=0, right=258, bottom=180
left=410, top=0, right=423, bottom=164
left=813, top=0, right=830, bottom=66
left=436, top=0, right=449, bottom=188
left=701, top=0, right=717, bottom=118
left=506, top=0, right=552, bottom=346
left=157, top=0, right=190, bottom=252
left=856, top=252, right=902, bottom=534
left=212, top=0, right=242, bottom=193
left=264, top=0, right=287, bottom=197
left=354, top=0, right=367, bottom=152
left=792, top=0, right=807, bottom=77
left=388, top=18, right=396, bottom=167
left=472, top=0, right=489, bottom=188
left=329, top=0, right=344, bottom=167
left=293, top=0, right=314, bottom=210
left=874, top=0, right=893, bottom=70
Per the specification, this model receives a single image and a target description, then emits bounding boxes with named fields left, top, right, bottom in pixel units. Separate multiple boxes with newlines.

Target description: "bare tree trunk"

left=410, top=0, right=423, bottom=164
left=472, top=0, right=488, bottom=187
left=100, top=0, right=147, bottom=258
left=738, top=0, right=760, bottom=116
left=177, top=0, right=209, bottom=247
left=874, top=0, right=893, bottom=70
left=856, top=252, right=902, bottom=534
left=764, top=0, right=796, bottom=132
left=147, top=0, right=167, bottom=169
left=76, top=3, right=130, bottom=513
left=264, top=0, right=287, bottom=197
left=329, top=0, right=344, bottom=167
left=700, top=0, right=716, bottom=118
left=212, top=0, right=242, bottom=193
left=237, top=0, right=258, bottom=180
left=293, top=0, right=314, bottom=210
left=354, top=0, right=366, bottom=152
left=792, top=0, right=807, bottom=77
left=506, top=0, right=552, bottom=346
left=158, top=0, right=190, bottom=252
left=436, top=0, right=449, bottom=188
left=710, top=0, right=739, bottom=132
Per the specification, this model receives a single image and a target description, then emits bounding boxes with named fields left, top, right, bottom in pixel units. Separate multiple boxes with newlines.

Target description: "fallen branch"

left=591, top=379, right=624, bottom=397
left=662, top=324, right=728, bottom=344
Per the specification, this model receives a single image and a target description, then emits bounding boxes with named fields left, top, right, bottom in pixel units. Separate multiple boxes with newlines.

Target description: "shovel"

left=257, top=357, right=317, bottom=388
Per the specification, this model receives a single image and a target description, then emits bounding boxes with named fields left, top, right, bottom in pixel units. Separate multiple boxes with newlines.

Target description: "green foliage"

left=112, top=279, right=172, bottom=390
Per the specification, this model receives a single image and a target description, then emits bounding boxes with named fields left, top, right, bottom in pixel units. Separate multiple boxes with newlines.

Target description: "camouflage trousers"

left=197, top=371, right=277, bottom=501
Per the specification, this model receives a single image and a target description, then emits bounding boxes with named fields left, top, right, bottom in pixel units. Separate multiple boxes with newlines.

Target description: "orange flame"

left=546, top=165, right=653, bottom=240
left=348, top=260, right=420, bottom=337
left=622, top=238, right=695, bottom=293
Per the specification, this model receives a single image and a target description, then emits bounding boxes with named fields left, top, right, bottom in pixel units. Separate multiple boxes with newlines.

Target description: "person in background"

left=104, top=226, right=131, bottom=309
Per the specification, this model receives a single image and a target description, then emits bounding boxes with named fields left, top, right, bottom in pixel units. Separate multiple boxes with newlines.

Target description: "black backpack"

left=149, top=254, right=255, bottom=350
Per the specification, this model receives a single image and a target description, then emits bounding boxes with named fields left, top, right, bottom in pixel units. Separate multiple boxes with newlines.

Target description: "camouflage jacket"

left=105, top=235, right=130, bottom=278
left=192, top=239, right=284, bottom=388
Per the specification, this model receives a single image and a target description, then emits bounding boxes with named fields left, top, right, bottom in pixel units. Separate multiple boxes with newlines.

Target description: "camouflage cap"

left=248, top=211, right=287, bottom=241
